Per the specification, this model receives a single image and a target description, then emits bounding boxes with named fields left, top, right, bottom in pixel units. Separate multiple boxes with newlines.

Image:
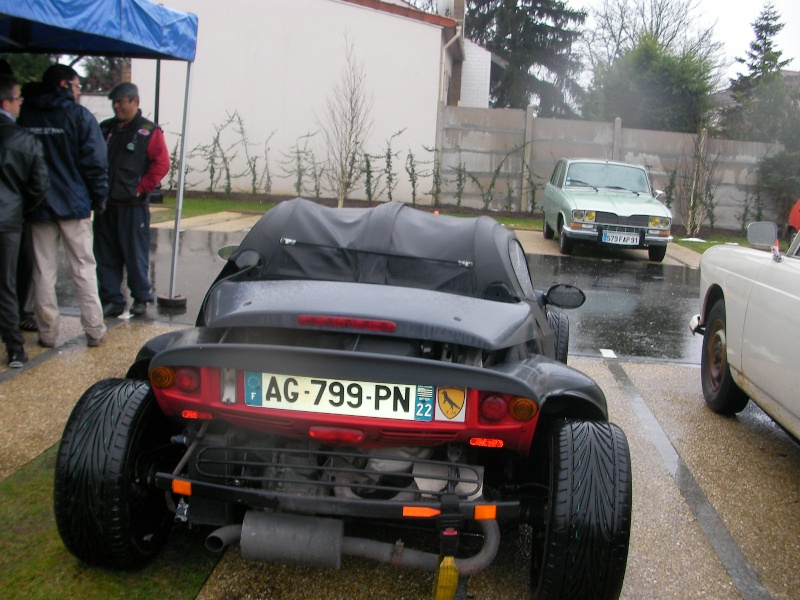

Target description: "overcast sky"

left=575, top=0, right=800, bottom=81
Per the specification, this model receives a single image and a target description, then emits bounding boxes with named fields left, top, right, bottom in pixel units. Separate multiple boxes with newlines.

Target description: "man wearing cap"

left=94, top=82, right=170, bottom=317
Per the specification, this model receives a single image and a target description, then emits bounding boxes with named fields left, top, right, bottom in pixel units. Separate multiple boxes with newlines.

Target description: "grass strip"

left=0, top=445, right=219, bottom=600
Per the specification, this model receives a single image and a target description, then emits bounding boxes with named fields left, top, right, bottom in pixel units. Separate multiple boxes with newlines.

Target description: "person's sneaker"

left=103, top=303, right=126, bottom=318
left=7, top=348, right=28, bottom=368
left=86, top=335, right=104, bottom=347
left=130, top=300, right=147, bottom=316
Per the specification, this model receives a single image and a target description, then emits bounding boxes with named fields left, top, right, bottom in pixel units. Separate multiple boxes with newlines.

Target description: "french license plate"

left=244, top=371, right=437, bottom=421
left=602, top=231, right=640, bottom=245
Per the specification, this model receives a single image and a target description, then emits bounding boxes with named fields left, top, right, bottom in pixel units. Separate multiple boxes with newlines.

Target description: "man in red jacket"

left=94, top=82, right=170, bottom=317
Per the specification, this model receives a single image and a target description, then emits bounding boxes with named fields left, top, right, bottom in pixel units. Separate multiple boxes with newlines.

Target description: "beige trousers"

left=31, top=219, right=106, bottom=344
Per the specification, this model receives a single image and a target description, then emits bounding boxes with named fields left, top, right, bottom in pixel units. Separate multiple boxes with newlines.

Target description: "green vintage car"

left=542, top=158, right=673, bottom=262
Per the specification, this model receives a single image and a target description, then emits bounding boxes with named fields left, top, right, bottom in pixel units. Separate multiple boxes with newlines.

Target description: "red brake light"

left=298, top=315, right=397, bottom=333
left=175, top=367, right=201, bottom=392
left=479, top=394, right=508, bottom=422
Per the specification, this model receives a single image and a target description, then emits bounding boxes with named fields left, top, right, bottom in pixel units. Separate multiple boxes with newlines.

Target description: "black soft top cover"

left=228, top=198, right=525, bottom=300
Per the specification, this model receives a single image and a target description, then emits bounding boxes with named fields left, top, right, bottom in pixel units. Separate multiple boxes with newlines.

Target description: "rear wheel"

left=648, top=245, right=667, bottom=262
left=547, top=311, right=569, bottom=364
left=557, top=218, right=573, bottom=255
left=530, top=420, right=632, bottom=600
left=54, top=378, right=181, bottom=569
left=701, top=300, right=749, bottom=414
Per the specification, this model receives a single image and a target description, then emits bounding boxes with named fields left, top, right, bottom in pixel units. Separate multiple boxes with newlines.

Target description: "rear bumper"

left=155, top=470, right=520, bottom=522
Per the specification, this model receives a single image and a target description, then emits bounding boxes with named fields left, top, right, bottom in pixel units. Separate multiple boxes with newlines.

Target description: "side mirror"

left=746, top=222, right=778, bottom=248
left=544, top=284, right=585, bottom=309
left=217, top=245, right=238, bottom=261
left=654, top=189, right=664, bottom=199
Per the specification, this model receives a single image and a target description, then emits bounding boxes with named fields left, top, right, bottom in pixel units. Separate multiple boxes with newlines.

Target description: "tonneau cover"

left=228, top=198, right=525, bottom=300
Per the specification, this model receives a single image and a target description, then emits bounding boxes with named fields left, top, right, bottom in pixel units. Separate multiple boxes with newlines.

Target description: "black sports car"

left=55, top=198, right=632, bottom=599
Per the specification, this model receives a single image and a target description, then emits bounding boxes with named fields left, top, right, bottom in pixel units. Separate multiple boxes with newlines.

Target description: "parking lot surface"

left=2, top=211, right=797, bottom=600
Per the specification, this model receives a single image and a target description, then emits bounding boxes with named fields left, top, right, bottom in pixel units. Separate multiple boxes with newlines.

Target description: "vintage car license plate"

left=602, top=231, right=640, bottom=245
left=244, top=371, right=436, bottom=421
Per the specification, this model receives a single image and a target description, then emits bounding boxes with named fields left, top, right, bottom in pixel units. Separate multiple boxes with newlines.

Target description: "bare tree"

left=674, top=128, right=722, bottom=237
left=583, top=0, right=723, bottom=83
left=318, top=37, right=374, bottom=208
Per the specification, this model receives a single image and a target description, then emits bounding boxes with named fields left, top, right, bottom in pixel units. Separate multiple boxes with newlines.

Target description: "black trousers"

left=16, top=222, right=34, bottom=317
left=0, top=231, right=24, bottom=350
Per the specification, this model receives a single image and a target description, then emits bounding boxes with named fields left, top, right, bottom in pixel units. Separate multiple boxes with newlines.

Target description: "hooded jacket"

left=17, top=83, right=108, bottom=222
left=0, top=111, right=50, bottom=232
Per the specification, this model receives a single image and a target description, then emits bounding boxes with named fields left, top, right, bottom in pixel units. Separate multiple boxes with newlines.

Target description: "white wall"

left=132, top=0, right=445, bottom=201
left=459, top=40, right=491, bottom=108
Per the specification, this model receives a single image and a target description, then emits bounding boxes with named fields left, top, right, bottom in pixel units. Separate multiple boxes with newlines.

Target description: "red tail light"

left=175, top=367, right=201, bottom=392
left=479, top=394, right=508, bottom=422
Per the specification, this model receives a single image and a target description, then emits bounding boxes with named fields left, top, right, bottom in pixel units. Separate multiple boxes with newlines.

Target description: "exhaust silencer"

left=239, top=511, right=344, bottom=569
left=206, top=511, right=501, bottom=574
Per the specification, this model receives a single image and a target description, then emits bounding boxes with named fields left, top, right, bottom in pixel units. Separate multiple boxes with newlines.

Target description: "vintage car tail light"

left=298, top=315, right=397, bottom=333
left=479, top=392, right=538, bottom=423
left=479, top=394, right=508, bottom=422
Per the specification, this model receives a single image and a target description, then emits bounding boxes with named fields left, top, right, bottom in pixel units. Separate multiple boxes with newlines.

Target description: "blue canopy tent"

left=0, top=0, right=199, bottom=306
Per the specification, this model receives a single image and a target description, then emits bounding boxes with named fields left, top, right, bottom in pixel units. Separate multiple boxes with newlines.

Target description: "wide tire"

left=547, top=311, right=569, bottom=364
left=648, top=245, right=667, bottom=262
left=543, top=218, right=555, bottom=240
left=701, top=300, right=749, bottom=414
left=54, top=378, right=181, bottom=569
left=531, top=420, right=632, bottom=600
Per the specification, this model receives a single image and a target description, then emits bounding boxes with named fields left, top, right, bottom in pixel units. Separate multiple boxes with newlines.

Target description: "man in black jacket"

left=0, top=74, right=49, bottom=367
left=95, top=82, right=169, bottom=317
left=18, top=64, right=108, bottom=348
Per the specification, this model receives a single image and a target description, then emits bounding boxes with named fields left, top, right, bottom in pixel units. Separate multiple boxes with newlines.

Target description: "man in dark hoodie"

left=18, top=64, right=108, bottom=348
left=0, top=74, right=49, bottom=367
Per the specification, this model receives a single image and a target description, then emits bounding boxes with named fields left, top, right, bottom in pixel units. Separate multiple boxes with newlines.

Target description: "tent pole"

left=158, top=60, right=193, bottom=308
left=154, top=59, right=161, bottom=123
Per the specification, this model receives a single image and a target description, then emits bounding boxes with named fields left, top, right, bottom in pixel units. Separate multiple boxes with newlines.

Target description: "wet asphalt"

left=4, top=211, right=799, bottom=599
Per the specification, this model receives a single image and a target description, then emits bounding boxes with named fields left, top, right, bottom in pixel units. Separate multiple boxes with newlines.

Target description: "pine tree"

left=720, top=2, right=794, bottom=145
left=465, top=0, right=586, bottom=115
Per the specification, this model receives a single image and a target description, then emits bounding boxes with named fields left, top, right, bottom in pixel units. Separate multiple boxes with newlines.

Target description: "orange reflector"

left=469, top=437, right=504, bottom=448
left=172, top=479, right=192, bottom=496
left=474, top=505, right=497, bottom=520
left=509, top=397, right=538, bottom=421
left=403, top=506, right=441, bottom=518
left=181, top=409, right=214, bottom=420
